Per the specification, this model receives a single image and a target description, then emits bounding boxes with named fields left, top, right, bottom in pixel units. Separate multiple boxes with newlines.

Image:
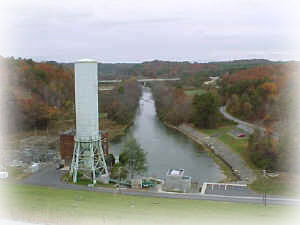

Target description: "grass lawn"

left=99, top=113, right=108, bottom=119
left=3, top=184, right=289, bottom=223
left=184, top=88, right=206, bottom=96
left=200, top=126, right=298, bottom=196
left=200, top=126, right=255, bottom=169
left=249, top=174, right=300, bottom=197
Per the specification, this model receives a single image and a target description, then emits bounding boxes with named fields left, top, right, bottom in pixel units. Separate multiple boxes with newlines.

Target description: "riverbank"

left=165, top=123, right=256, bottom=183
left=164, top=123, right=236, bottom=182
left=100, top=118, right=133, bottom=142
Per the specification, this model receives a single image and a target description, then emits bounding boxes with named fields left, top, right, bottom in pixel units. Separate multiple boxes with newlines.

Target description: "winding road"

left=219, top=106, right=265, bottom=134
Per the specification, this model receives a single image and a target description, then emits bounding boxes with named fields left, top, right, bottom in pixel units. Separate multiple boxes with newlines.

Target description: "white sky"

left=0, top=0, right=299, bottom=63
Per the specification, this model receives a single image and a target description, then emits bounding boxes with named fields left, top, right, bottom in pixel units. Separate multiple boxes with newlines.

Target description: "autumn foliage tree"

left=152, top=83, right=192, bottom=126
left=219, top=63, right=296, bottom=123
left=99, top=77, right=141, bottom=125
left=1, top=57, right=74, bottom=132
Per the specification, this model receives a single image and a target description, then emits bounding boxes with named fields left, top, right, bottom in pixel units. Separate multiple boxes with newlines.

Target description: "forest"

left=151, top=62, right=298, bottom=172
left=60, top=59, right=279, bottom=80
left=0, top=57, right=141, bottom=135
left=219, top=63, right=297, bottom=126
left=1, top=57, right=75, bottom=133
left=220, top=63, right=298, bottom=171
left=99, top=77, right=141, bottom=125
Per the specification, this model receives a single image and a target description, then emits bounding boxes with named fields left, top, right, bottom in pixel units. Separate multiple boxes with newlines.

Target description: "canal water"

left=109, top=87, right=225, bottom=182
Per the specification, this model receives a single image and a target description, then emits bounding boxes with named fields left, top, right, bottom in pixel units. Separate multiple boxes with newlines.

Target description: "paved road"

left=220, top=106, right=265, bottom=133
left=220, top=106, right=281, bottom=142
left=17, top=166, right=300, bottom=205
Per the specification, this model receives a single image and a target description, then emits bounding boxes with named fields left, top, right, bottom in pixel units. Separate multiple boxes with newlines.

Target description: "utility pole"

left=129, top=150, right=135, bottom=180
left=263, top=169, right=267, bottom=207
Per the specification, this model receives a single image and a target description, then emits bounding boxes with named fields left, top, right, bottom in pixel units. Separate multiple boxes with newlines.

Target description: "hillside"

left=0, top=57, right=75, bottom=133
left=0, top=57, right=142, bottom=140
left=60, top=59, right=279, bottom=80
left=219, top=63, right=298, bottom=125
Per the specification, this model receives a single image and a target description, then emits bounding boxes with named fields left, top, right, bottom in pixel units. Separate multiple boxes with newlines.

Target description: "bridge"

left=99, top=78, right=180, bottom=83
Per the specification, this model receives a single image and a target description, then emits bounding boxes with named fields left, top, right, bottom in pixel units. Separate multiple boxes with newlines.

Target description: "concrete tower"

left=70, top=59, right=109, bottom=184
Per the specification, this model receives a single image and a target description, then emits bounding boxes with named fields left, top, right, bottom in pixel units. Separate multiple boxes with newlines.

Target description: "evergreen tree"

left=119, top=136, right=147, bottom=178
left=192, top=93, right=219, bottom=129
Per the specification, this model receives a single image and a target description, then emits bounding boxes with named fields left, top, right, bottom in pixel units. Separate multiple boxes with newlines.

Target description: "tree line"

left=219, top=64, right=295, bottom=124
left=1, top=56, right=142, bottom=134
left=99, top=77, right=141, bottom=125
left=151, top=83, right=222, bottom=129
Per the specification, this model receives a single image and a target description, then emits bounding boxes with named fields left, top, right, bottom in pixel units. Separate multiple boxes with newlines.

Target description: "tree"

left=119, top=136, right=147, bottom=178
left=151, top=83, right=191, bottom=125
left=110, top=162, right=128, bottom=180
left=242, top=102, right=252, bottom=118
left=229, top=94, right=240, bottom=114
left=105, top=153, right=115, bottom=170
left=192, top=93, right=219, bottom=129
left=248, top=129, right=278, bottom=171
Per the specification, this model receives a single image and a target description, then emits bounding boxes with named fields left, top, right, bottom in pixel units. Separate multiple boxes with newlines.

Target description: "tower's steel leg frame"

left=70, top=137, right=108, bottom=184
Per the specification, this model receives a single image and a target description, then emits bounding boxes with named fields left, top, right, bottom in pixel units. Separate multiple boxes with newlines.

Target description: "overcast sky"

left=0, top=0, right=299, bottom=63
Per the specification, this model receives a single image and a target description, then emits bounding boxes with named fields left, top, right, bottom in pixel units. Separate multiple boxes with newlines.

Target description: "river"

left=109, top=87, right=225, bottom=182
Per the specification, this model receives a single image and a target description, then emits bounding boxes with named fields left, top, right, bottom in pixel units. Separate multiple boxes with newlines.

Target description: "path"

left=176, top=124, right=256, bottom=183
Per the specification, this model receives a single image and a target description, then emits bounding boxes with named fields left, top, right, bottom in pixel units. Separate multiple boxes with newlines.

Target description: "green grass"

left=184, top=89, right=206, bottom=96
left=249, top=175, right=300, bottom=196
left=99, top=113, right=108, bottom=118
left=61, top=173, right=115, bottom=188
left=4, top=184, right=288, bottom=223
left=200, top=126, right=297, bottom=196
left=249, top=176, right=288, bottom=195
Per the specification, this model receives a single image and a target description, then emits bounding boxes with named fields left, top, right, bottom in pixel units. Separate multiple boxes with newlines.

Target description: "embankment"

left=165, top=123, right=256, bottom=183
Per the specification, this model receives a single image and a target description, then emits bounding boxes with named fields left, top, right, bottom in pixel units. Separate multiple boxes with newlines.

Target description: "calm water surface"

left=109, top=88, right=225, bottom=182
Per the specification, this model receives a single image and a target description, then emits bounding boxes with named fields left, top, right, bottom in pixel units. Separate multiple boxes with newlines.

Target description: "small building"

left=165, top=169, right=192, bottom=193
left=203, top=76, right=219, bottom=86
left=0, top=172, right=8, bottom=179
left=59, top=129, right=75, bottom=166
left=30, top=162, right=40, bottom=173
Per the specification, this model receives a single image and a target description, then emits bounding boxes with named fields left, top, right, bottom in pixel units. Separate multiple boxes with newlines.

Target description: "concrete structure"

left=30, top=162, right=40, bottom=173
left=0, top=165, right=8, bottom=179
left=74, top=59, right=99, bottom=140
left=70, top=59, right=109, bottom=184
left=0, top=172, right=8, bottom=179
left=164, top=169, right=191, bottom=193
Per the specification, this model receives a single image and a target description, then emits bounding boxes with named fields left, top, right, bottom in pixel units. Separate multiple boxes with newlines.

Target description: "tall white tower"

left=70, top=59, right=108, bottom=184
